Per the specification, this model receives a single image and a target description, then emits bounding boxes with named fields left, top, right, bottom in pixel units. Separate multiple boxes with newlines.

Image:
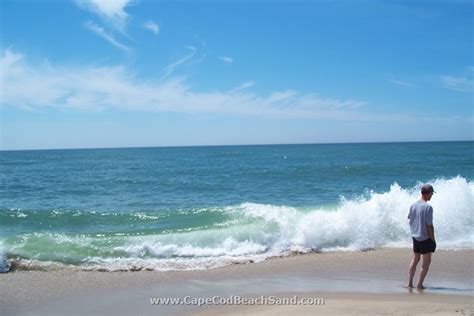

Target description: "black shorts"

left=412, top=237, right=436, bottom=254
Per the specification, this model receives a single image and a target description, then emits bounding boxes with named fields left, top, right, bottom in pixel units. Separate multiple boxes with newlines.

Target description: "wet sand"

left=1, top=248, right=473, bottom=315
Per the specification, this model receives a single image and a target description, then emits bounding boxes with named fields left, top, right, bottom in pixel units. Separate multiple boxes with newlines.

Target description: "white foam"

left=3, top=176, right=473, bottom=271
left=107, top=176, right=474, bottom=269
left=235, top=176, right=474, bottom=252
left=115, top=236, right=268, bottom=258
left=0, top=246, right=9, bottom=273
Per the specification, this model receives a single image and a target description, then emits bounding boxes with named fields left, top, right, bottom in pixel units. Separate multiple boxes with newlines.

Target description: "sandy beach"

left=1, top=248, right=473, bottom=315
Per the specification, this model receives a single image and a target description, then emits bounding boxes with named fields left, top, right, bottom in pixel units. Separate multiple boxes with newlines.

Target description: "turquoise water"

left=1, top=142, right=473, bottom=271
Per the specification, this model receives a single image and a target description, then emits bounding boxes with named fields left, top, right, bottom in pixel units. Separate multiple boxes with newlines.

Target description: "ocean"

left=1, top=141, right=473, bottom=272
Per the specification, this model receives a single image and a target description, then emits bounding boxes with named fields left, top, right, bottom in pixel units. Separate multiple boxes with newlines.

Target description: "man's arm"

left=426, top=206, right=434, bottom=242
left=427, top=224, right=435, bottom=242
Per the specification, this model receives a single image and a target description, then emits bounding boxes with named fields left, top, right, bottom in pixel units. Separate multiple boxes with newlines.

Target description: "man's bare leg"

left=407, top=253, right=420, bottom=288
left=417, top=253, right=431, bottom=289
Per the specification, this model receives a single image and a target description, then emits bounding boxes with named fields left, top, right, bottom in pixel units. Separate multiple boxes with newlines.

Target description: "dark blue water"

left=1, top=142, right=472, bottom=211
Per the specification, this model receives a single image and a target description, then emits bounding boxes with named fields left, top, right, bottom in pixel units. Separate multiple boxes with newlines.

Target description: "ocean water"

left=1, top=142, right=473, bottom=272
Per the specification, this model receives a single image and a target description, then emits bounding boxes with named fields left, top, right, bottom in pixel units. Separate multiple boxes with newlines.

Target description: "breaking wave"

left=1, top=176, right=472, bottom=272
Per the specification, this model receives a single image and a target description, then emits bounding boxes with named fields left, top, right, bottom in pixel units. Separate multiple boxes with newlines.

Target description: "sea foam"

left=2, top=176, right=473, bottom=271
left=0, top=249, right=9, bottom=273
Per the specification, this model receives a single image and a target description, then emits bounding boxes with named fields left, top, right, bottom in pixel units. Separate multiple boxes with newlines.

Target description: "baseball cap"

left=421, top=184, right=435, bottom=194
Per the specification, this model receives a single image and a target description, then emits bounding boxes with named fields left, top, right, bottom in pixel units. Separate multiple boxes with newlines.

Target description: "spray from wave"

left=0, top=251, right=9, bottom=273
left=1, top=176, right=472, bottom=272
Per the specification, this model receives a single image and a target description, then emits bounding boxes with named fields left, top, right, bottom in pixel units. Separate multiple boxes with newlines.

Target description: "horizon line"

left=1, top=139, right=473, bottom=152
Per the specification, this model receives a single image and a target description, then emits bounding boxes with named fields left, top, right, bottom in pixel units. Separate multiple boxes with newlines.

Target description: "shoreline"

left=1, top=247, right=473, bottom=315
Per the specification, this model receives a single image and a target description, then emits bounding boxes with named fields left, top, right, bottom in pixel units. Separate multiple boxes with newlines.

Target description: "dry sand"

left=1, top=248, right=473, bottom=315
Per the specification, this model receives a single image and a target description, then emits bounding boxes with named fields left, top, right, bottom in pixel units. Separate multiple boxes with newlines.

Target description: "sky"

left=0, top=0, right=473, bottom=150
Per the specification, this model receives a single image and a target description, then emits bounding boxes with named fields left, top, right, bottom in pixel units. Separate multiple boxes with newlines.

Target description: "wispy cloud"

left=1, top=48, right=23, bottom=67
left=162, top=46, right=197, bottom=79
left=75, top=0, right=134, bottom=33
left=218, top=56, right=233, bottom=64
left=4, top=48, right=464, bottom=124
left=440, top=75, right=473, bottom=92
left=143, top=20, right=160, bottom=35
left=84, top=21, right=130, bottom=52
left=388, top=78, right=415, bottom=87
left=229, top=81, right=255, bottom=93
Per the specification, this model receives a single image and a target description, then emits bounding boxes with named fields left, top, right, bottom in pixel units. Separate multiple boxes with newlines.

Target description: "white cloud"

left=229, top=81, right=255, bottom=93
left=143, top=20, right=160, bottom=35
left=4, top=48, right=448, bottom=124
left=440, top=75, right=473, bottom=92
left=218, top=56, right=233, bottom=64
left=162, top=46, right=197, bottom=79
left=1, top=49, right=23, bottom=68
left=75, top=0, right=134, bottom=32
left=84, top=21, right=130, bottom=52
left=388, top=78, right=415, bottom=87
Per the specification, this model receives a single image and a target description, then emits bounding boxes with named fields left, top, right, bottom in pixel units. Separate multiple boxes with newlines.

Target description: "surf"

left=1, top=176, right=472, bottom=272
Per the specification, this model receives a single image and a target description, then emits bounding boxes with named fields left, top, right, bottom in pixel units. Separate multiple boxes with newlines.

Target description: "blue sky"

left=1, top=0, right=473, bottom=150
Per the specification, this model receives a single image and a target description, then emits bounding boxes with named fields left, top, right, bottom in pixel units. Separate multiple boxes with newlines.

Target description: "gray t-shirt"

left=407, top=200, right=433, bottom=241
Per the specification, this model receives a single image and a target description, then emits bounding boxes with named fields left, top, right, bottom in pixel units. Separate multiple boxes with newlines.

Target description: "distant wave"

left=1, top=176, right=472, bottom=272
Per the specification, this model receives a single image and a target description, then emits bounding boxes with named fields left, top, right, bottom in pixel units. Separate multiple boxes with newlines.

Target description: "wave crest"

left=2, top=176, right=473, bottom=271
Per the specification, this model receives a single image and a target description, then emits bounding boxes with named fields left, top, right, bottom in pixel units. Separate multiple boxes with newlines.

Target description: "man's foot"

left=406, top=284, right=414, bottom=288
left=416, top=285, right=426, bottom=290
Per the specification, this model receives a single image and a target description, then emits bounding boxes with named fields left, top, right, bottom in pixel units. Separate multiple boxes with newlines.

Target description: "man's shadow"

left=426, top=286, right=474, bottom=293
left=404, top=285, right=474, bottom=293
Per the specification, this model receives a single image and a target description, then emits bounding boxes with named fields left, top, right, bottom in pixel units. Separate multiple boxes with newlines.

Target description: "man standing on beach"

left=407, top=184, right=436, bottom=290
